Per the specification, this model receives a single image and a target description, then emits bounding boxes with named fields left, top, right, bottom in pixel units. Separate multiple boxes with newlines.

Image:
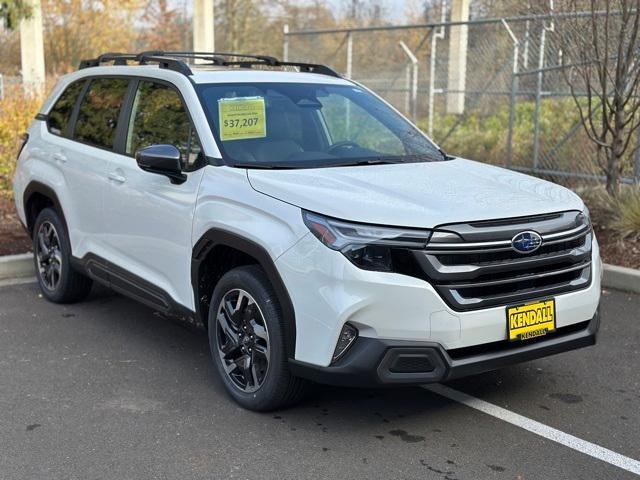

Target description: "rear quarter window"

left=47, top=80, right=85, bottom=137
left=74, top=78, right=129, bottom=150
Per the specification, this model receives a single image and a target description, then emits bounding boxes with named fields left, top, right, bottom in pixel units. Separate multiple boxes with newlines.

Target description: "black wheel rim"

left=216, top=289, right=270, bottom=393
left=35, top=221, right=62, bottom=291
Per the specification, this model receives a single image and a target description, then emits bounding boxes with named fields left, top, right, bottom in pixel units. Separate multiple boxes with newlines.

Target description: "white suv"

left=13, top=52, right=601, bottom=411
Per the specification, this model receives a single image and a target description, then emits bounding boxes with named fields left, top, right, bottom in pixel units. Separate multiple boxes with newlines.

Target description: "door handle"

left=108, top=172, right=126, bottom=183
left=52, top=153, right=67, bottom=164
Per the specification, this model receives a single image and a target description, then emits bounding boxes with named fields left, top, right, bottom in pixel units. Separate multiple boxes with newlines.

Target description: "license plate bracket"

left=506, top=299, right=556, bottom=341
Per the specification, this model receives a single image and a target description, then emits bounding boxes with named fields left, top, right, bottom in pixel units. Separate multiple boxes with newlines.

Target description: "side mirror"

left=135, top=144, right=186, bottom=184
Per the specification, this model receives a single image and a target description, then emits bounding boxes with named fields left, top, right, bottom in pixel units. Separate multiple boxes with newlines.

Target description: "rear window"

left=47, top=80, right=85, bottom=137
left=74, top=78, right=129, bottom=150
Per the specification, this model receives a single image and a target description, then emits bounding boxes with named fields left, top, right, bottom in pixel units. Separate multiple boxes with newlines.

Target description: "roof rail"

left=157, top=51, right=280, bottom=66
left=79, top=52, right=193, bottom=75
left=78, top=51, right=341, bottom=78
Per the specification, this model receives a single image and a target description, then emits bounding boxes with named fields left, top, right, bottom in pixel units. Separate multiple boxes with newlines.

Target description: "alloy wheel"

left=35, top=220, right=63, bottom=291
left=216, top=289, right=270, bottom=393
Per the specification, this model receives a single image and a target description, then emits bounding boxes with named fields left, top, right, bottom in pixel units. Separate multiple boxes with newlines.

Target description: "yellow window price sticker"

left=218, top=96, right=266, bottom=141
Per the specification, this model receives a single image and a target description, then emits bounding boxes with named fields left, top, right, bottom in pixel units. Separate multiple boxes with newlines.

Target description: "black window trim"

left=69, top=76, right=130, bottom=154
left=44, top=78, right=89, bottom=139
left=118, top=76, right=205, bottom=172
left=44, top=74, right=207, bottom=173
left=67, top=78, right=90, bottom=139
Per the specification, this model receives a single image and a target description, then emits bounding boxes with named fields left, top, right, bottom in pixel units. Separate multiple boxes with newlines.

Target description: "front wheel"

left=208, top=265, right=307, bottom=411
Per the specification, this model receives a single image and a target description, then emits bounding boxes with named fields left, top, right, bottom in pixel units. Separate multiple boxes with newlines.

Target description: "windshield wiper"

left=232, top=158, right=404, bottom=169
left=231, top=162, right=295, bottom=169
left=350, top=158, right=405, bottom=166
left=325, top=157, right=414, bottom=167
left=232, top=156, right=434, bottom=170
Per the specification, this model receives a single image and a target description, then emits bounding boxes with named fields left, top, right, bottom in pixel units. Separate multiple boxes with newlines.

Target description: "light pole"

left=193, top=0, right=214, bottom=62
left=19, top=0, right=45, bottom=94
left=446, top=0, right=470, bottom=114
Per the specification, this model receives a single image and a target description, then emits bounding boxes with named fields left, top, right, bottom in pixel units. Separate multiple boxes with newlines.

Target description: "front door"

left=101, top=78, right=205, bottom=311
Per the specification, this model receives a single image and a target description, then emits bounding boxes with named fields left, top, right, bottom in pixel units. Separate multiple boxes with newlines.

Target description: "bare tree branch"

left=561, top=0, right=640, bottom=195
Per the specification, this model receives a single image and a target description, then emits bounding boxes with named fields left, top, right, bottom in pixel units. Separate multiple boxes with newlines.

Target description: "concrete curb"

left=602, top=263, right=640, bottom=295
left=0, top=253, right=639, bottom=294
left=0, top=253, right=34, bottom=281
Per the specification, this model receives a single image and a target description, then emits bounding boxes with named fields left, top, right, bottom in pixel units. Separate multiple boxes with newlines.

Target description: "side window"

left=74, top=78, right=129, bottom=150
left=319, top=94, right=405, bottom=156
left=126, top=80, right=202, bottom=170
left=47, top=80, right=85, bottom=137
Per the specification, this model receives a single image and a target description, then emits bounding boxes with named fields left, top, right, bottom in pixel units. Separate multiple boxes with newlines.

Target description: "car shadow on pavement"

left=79, top=284, right=535, bottom=424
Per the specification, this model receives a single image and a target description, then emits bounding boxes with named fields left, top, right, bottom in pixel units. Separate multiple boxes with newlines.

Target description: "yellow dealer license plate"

left=507, top=299, right=556, bottom=341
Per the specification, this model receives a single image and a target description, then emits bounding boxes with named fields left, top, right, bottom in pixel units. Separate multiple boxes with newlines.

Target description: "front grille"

left=413, top=211, right=592, bottom=311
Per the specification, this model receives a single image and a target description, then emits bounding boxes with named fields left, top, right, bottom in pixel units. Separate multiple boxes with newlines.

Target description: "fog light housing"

left=332, top=323, right=358, bottom=363
left=343, top=244, right=393, bottom=271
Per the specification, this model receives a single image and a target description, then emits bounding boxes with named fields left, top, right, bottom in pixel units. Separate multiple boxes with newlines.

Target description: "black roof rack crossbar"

left=138, top=55, right=193, bottom=75
left=99, top=53, right=139, bottom=65
left=219, top=60, right=341, bottom=77
left=79, top=52, right=193, bottom=75
left=78, top=51, right=340, bottom=78
left=79, top=52, right=140, bottom=68
left=275, top=61, right=341, bottom=77
left=158, top=51, right=280, bottom=66
left=137, top=51, right=227, bottom=65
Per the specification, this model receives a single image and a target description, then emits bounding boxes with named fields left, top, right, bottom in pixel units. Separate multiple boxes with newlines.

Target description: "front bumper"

left=289, top=308, right=599, bottom=387
left=276, top=233, right=602, bottom=367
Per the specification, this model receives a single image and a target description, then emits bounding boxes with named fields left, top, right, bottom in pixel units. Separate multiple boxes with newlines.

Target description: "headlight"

left=581, top=205, right=591, bottom=226
left=302, top=211, right=431, bottom=271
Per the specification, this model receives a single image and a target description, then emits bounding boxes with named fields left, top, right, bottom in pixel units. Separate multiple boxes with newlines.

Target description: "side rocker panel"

left=71, top=253, right=197, bottom=323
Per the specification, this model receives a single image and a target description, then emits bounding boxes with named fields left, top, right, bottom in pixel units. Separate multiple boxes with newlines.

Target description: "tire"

left=208, top=265, right=307, bottom=411
left=32, top=207, right=92, bottom=303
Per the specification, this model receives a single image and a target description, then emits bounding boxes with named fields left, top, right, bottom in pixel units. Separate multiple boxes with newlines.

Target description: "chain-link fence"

left=284, top=11, right=640, bottom=187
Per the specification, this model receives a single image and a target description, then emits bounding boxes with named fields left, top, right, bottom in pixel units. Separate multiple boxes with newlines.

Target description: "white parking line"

left=423, top=384, right=640, bottom=477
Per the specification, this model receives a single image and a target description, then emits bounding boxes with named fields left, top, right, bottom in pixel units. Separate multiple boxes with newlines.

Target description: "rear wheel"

left=33, top=208, right=92, bottom=303
left=208, top=265, right=306, bottom=411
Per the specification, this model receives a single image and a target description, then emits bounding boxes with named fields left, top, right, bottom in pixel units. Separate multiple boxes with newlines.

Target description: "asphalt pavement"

left=0, top=280, right=638, bottom=480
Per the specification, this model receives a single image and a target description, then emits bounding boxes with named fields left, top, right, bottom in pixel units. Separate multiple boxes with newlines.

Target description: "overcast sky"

left=169, top=0, right=414, bottom=25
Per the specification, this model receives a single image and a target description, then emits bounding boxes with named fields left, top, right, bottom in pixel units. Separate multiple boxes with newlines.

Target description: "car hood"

left=247, top=158, right=584, bottom=228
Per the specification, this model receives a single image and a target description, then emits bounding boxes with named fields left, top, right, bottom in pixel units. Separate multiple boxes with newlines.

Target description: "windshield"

left=196, top=82, right=446, bottom=168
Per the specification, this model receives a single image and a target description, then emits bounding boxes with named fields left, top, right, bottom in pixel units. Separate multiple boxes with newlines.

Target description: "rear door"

left=38, top=78, right=87, bottom=249
left=101, top=78, right=205, bottom=311
left=49, top=77, right=130, bottom=259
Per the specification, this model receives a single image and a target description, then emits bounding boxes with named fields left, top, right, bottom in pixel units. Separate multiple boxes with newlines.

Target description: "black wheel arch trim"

left=192, top=228, right=297, bottom=359
left=23, top=181, right=68, bottom=235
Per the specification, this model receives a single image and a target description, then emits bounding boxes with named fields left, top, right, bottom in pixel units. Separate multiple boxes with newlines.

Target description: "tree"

left=0, top=0, right=31, bottom=30
left=0, top=0, right=31, bottom=74
left=215, top=0, right=261, bottom=52
left=137, top=0, right=184, bottom=51
left=560, top=0, right=640, bottom=196
left=0, top=23, right=20, bottom=75
left=42, top=0, right=142, bottom=74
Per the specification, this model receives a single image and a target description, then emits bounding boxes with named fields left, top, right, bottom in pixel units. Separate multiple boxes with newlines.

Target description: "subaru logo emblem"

left=511, top=231, right=542, bottom=254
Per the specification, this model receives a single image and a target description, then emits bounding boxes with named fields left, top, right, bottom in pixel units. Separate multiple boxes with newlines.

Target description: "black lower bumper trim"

left=289, top=308, right=599, bottom=387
